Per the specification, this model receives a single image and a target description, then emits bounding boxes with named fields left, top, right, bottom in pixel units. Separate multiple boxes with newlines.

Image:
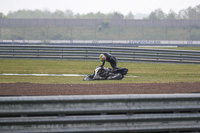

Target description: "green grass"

left=0, top=59, right=200, bottom=84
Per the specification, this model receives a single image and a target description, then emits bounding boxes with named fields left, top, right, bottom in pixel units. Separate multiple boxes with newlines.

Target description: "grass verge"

left=0, top=59, right=200, bottom=84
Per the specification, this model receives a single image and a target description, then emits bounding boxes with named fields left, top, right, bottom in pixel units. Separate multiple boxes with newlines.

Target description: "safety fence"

left=1, top=19, right=200, bottom=27
left=1, top=19, right=200, bottom=41
left=0, top=44, right=200, bottom=64
left=0, top=94, right=200, bottom=133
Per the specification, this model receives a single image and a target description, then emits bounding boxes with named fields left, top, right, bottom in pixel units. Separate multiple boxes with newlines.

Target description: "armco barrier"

left=0, top=45, right=200, bottom=64
left=0, top=94, right=200, bottom=133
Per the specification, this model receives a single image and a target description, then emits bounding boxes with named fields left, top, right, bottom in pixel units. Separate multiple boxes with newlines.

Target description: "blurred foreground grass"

left=0, top=59, right=200, bottom=84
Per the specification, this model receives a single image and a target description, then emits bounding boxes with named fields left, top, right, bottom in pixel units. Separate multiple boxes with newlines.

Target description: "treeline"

left=148, top=5, right=200, bottom=20
left=3, top=10, right=132, bottom=19
left=1, top=4, right=200, bottom=19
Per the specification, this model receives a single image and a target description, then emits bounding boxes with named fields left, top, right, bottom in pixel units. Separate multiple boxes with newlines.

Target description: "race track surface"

left=0, top=82, right=200, bottom=96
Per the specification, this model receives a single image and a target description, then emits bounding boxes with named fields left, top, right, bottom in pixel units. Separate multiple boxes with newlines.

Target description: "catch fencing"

left=1, top=19, right=200, bottom=27
left=1, top=19, right=200, bottom=41
left=0, top=44, right=200, bottom=64
left=0, top=94, right=200, bottom=133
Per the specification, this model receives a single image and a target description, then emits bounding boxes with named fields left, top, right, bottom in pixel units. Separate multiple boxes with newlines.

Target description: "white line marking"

left=0, top=73, right=138, bottom=77
left=126, top=76, right=138, bottom=77
left=138, top=46, right=178, bottom=47
left=0, top=73, right=87, bottom=76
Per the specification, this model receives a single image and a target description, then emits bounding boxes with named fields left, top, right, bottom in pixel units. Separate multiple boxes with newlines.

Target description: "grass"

left=0, top=59, right=200, bottom=84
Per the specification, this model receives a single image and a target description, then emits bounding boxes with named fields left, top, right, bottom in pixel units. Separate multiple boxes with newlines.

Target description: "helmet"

left=99, top=54, right=106, bottom=61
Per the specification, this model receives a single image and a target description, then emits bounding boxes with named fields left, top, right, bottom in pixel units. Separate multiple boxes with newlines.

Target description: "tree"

left=0, top=12, right=6, bottom=18
left=177, top=5, right=200, bottom=19
left=64, top=10, right=74, bottom=18
left=196, top=5, right=200, bottom=19
left=187, top=5, right=200, bottom=19
left=95, top=12, right=107, bottom=19
left=84, top=12, right=95, bottom=19
left=53, top=10, right=65, bottom=18
left=148, top=9, right=166, bottom=19
left=125, top=11, right=134, bottom=19
left=42, top=10, right=51, bottom=18
left=101, top=21, right=109, bottom=28
left=111, top=12, right=124, bottom=19
left=177, top=9, right=188, bottom=19
left=166, top=10, right=177, bottom=19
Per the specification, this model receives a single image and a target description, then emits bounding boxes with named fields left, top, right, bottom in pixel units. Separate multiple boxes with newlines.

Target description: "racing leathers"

left=100, top=53, right=117, bottom=70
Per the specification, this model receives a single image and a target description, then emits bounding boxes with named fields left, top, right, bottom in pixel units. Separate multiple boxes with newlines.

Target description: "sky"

left=0, top=0, right=199, bottom=15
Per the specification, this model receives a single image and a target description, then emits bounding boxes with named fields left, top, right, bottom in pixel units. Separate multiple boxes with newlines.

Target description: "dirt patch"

left=0, top=82, right=200, bottom=96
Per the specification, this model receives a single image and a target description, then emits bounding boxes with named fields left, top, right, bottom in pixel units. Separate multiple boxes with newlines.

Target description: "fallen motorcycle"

left=83, top=67, right=128, bottom=81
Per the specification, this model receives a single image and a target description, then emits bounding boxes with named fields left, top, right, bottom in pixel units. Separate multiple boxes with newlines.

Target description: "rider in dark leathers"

left=99, top=53, right=118, bottom=70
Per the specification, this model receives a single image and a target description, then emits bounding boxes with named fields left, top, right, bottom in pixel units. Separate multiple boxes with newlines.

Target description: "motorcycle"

left=83, top=67, right=128, bottom=81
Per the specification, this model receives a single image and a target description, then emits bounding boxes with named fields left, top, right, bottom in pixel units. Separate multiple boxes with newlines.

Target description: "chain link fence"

left=0, top=19, right=200, bottom=41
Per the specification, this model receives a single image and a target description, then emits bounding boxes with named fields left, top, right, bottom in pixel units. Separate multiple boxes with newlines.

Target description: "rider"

left=99, top=53, right=118, bottom=70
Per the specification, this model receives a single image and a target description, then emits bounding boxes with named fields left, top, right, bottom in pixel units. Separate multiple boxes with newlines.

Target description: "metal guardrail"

left=0, top=94, right=200, bottom=133
left=0, top=45, right=200, bottom=64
